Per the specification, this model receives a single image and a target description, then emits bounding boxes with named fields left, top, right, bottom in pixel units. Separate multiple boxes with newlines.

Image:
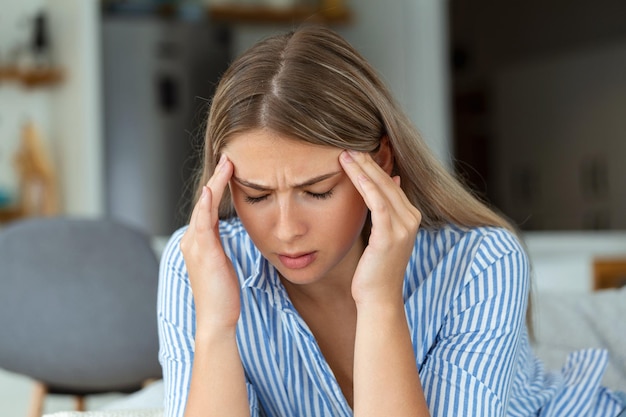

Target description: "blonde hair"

left=194, top=25, right=533, bottom=332
left=196, top=25, right=512, bottom=232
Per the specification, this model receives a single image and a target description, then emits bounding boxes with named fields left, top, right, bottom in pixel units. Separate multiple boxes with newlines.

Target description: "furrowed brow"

left=232, top=177, right=270, bottom=191
left=232, top=171, right=341, bottom=190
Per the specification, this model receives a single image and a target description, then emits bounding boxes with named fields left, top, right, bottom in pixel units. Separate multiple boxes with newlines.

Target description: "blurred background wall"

left=450, top=0, right=626, bottom=231
left=0, top=0, right=450, bottom=237
left=0, top=0, right=103, bottom=220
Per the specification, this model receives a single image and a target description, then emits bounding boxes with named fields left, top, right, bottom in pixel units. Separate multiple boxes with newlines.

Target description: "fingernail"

left=200, top=186, right=208, bottom=200
left=341, top=151, right=354, bottom=162
left=217, top=154, right=227, bottom=166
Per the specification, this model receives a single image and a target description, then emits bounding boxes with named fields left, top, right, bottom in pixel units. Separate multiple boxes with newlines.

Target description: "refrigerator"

left=102, top=15, right=230, bottom=237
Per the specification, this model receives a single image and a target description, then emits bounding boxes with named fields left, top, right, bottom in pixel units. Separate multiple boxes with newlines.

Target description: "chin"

left=277, top=269, right=320, bottom=286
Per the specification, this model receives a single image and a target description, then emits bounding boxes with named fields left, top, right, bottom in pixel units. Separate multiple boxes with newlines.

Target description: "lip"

left=277, top=252, right=317, bottom=270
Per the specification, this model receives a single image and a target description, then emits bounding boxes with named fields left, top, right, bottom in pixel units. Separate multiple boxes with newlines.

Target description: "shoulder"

left=407, top=225, right=529, bottom=297
left=416, top=224, right=527, bottom=268
left=159, top=225, right=188, bottom=273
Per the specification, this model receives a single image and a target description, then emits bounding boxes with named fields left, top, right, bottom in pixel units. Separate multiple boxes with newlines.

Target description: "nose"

left=273, top=198, right=307, bottom=243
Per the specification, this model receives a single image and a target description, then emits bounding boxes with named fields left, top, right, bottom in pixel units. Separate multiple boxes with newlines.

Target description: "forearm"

left=353, top=301, right=430, bottom=417
left=184, top=327, right=250, bottom=417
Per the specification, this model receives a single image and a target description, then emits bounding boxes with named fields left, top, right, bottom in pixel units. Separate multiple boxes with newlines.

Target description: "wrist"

left=353, top=285, right=404, bottom=310
left=195, top=320, right=238, bottom=344
left=354, top=296, right=405, bottom=320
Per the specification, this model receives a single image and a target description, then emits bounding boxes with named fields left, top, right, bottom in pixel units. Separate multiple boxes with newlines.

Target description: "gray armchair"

left=0, top=217, right=162, bottom=416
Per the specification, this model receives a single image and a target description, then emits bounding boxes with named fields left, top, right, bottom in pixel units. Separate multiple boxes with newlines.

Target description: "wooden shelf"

left=0, top=207, right=24, bottom=224
left=0, top=67, right=64, bottom=88
left=208, top=4, right=352, bottom=25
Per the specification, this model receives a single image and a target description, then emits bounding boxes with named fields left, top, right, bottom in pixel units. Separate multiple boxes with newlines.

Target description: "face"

left=223, top=129, right=369, bottom=287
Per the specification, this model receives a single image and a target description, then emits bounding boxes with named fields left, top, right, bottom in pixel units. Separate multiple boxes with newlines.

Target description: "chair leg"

left=27, top=381, right=47, bottom=417
left=75, top=396, right=86, bottom=411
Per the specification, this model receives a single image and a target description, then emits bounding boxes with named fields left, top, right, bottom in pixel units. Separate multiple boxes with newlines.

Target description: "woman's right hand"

left=180, top=154, right=240, bottom=330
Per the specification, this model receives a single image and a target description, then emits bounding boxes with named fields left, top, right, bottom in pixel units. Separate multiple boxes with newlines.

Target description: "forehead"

left=223, top=130, right=344, bottom=185
left=224, top=129, right=342, bottom=165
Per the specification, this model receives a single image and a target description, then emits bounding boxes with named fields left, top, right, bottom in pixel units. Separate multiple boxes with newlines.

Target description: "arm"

left=178, top=155, right=250, bottom=417
left=158, top=231, right=259, bottom=417
left=186, top=327, right=248, bottom=417
left=354, top=299, right=428, bottom=416
left=340, top=150, right=429, bottom=417
left=157, top=230, right=195, bottom=417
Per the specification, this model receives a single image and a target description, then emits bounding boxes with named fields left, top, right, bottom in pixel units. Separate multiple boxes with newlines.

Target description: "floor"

left=0, top=368, right=125, bottom=416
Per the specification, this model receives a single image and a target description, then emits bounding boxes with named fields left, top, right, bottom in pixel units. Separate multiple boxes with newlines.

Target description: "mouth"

left=277, top=252, right=317, bottom=270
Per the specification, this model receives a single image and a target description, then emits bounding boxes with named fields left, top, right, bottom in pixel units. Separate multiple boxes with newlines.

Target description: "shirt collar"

left=242, top=252, right=293, bottom=311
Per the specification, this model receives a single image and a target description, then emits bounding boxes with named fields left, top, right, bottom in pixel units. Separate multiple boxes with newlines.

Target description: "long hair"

left=195, top=25, right=512, bottom=232
left=192, top=24, right=533, bottom=332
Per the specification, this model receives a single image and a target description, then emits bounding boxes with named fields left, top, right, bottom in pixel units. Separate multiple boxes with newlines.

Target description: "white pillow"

left=532, top=287, right=626, bottom=391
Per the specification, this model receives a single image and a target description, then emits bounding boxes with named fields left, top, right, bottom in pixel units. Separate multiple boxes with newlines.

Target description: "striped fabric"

left=158, top=217, right=624, bottom=416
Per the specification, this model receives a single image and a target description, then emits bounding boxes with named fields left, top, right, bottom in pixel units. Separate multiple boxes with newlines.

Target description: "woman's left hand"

left=339, top=150, right=422, bottom=307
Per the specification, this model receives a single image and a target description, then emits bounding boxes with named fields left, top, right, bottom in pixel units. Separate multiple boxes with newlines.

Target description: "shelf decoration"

left=14, top=121, right=59, bottom=217
left=0, top=66, right=64, bottom=88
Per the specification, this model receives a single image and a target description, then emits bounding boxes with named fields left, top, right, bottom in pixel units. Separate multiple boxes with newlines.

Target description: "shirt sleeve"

left=157, top=228, right=263, bottom=417
left=157, top=228, right=194, bottom=417
left=418, top=232, right=530, bottom=417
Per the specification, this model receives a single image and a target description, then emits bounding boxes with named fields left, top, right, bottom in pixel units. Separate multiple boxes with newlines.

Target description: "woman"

left=157, top=25, right=626, bottom=416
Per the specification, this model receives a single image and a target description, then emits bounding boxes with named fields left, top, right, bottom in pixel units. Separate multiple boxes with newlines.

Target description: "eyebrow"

left=232, top=171, right=342, bottom=191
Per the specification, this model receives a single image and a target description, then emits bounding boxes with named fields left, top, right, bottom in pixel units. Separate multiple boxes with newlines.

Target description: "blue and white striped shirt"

left=157, top=217, right=623, bottom=416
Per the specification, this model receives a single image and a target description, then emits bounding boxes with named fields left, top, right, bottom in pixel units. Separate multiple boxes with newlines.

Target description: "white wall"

left=340, top=0, right=452, bottom=168
left=47, top=0, right=104, bottom=217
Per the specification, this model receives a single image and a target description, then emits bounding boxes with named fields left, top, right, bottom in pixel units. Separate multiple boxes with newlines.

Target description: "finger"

left=340, top=152, right=405, bottom=237
left=340, top=151, right=420, bottom=232
left=340, top=151, right=405, bottom=212
left=187, top=156, right=232, bottom=239
left=351, top=152, right=417, bottom=215
left=205, top=155, right=233, bottom=221
left=341, top=150, right=394, bottom=188
left=193, top=185, right=213, bottom=234
left=187, top=185, right=205, bottom=230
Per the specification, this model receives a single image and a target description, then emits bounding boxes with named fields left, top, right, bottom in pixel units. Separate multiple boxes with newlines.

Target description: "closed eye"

left=306, top=189, right=334, bottom=200
left=245, top=194, right=269, bottom=204
left=243, top=187, right=335, bottom=204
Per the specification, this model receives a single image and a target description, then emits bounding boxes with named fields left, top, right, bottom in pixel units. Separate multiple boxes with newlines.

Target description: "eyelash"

left=244, top=189, right=334, bottom=205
